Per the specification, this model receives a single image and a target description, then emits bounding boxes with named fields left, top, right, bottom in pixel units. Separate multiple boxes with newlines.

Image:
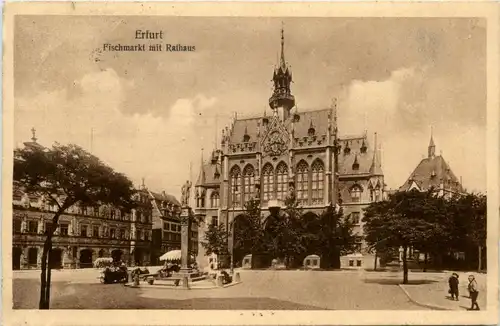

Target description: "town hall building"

left=194, top=29, right=385, bottom=270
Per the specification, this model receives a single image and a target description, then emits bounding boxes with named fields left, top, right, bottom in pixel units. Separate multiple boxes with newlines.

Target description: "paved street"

left=400, top=271, right=487, bottom=311
left=10, top=268, right=447, bottom=310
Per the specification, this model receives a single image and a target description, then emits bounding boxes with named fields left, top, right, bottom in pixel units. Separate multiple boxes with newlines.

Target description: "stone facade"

left=12, top=187, right=153, bottom=270
left=148, top=189, right=198, bottom=265
left=194, top=28, right=385, bottom=270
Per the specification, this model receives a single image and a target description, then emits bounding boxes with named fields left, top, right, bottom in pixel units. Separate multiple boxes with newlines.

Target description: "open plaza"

left=13, top=267, right=486, bottom=310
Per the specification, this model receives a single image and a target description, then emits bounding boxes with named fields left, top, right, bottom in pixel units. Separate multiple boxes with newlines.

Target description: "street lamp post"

left=230, top=194, right=235, bottom=274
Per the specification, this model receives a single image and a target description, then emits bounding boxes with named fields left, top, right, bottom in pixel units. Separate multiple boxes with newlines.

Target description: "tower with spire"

left=269, top=25, right=295, bottom=121
left=399, top=128, right=463, bottom=196
left=428, top=127, right=436, bottom=158
left=193, top=24, right=385, bottom=270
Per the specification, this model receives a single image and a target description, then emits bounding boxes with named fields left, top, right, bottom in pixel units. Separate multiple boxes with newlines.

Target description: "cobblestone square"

left=15, top=269, right=485, bottom=310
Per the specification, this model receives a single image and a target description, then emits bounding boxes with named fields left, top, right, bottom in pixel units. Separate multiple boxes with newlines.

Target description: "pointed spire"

left=280, top=22, right=286, bottom=69
left=428, top=126, right=436, bottom=158
left=196, top=148, right=206, bottom=186
left=370, top=132, right=383, bottom=175
left=141, top=177, right=146, bottom=190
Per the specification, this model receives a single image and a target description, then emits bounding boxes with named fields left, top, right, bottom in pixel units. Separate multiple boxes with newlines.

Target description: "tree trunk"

left=373, top=251, right=378, bottom=271
left=423, top=252, right=428, bottom=272
left=46, top=244, right=53, bottom=305
left=402, top=245, right=408, bottom=284
left=38, top=204, right=70, bottom=310
left=39, top=238, right=49, bottom=309
left=477, top=245, right=482, bottom=272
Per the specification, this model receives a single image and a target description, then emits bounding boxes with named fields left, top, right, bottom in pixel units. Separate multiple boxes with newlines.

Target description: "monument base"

left=179, top=268, right=205, bottom=280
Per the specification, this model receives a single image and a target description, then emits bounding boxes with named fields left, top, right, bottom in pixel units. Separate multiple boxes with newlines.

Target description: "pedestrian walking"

left=448, top=273, right=459, bottom=301
left=468, top=274, right=480, bottom=310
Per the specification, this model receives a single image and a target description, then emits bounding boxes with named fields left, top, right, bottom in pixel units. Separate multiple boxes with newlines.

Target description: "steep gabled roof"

left=399, top=155, right=463, bottom=193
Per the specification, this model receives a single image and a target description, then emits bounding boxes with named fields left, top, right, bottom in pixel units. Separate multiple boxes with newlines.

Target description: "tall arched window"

left=296, top=160, right=309, bottom=205
left=230, top=166, right=241, bottom=207
left=311, top=159, right=324, bottom=205
left=243, top=165, right=255, bottom=204
left=374, top=186, right=381, bottom=202
left=350, top=185, right=362, bottom=203
left=262, top=164, right=274, bottom=202
left=211, top=191, right=220, bottom=208
left=276, top=162, right=288, bottom=201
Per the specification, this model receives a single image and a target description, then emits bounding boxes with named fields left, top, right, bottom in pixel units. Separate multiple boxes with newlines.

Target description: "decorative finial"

left=31, top=127, right=37, bottom=142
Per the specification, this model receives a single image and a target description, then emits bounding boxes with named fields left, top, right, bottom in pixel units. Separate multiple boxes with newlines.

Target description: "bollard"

left=216, top=275, right=224, bottom=287
left=182, top=276, right=189, bottom=289
left=128, top=272, right=133, bottom=283
left=234, top=272, right=241, bottom=283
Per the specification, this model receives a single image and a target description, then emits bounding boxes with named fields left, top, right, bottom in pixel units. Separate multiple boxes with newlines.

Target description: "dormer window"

left=430, top=170, right=436, bottom=178
left=308, top=120, right=315, bottom=137
left=360, top=140, right=367, bottom=153
left=243, top=126, right=250, bottom=142
left=352, top=154, right=360, bottom=170
left=344, top=145, right=351, bottom=155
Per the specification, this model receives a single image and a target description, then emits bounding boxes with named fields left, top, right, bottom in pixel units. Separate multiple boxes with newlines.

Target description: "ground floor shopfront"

left=12, top=234, right=151, bottom=270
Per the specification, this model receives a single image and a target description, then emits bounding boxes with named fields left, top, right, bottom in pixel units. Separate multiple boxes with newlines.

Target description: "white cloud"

left=14, top=68, right=218, bottom=199
left=337, top=66, right=485, bottom=193
left=14, top=65, right=485, bottom=199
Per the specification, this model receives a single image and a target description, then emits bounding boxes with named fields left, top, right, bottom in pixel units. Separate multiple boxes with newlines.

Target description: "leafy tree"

left=317, top=205, right=360, bottom=269
left=14, top=143, right=135, bottom=309
left=363, top=190, right=444, bottom=284
left=447, top=193, right=486, bottom=271
left=202, top=223, right=230, bottom=257
left=263, top=196, right=310, bottom=268
left=232, top=198, right=267, bottom=268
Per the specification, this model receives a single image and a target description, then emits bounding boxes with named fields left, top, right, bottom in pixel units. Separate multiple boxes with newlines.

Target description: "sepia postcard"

left=2, top=1, right=499, bottom=325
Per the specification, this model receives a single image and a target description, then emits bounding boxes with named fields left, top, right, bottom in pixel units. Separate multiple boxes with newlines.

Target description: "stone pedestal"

left=179, top=206, right=192, bottom=274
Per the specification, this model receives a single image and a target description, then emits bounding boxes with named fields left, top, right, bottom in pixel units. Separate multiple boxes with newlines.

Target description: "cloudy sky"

left=14, top=16, right=486, bottom=198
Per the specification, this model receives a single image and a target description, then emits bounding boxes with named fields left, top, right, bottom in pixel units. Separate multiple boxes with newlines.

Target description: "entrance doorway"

left=111, top=249, right=123, bottom=263
left=79, top=249, right=93, bottom=268
left=134, top=248, right=143, bottom=266
left=28, top=248, right=38, bottom=267
left=13, top=247, right=22, bottom=270
left=50, top=248, right=63, bottom=269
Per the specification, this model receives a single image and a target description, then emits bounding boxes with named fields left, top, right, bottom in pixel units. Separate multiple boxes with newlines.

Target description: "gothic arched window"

left=262, top=163, right=274, bottom=202
left=350, top=185, right=363, bottom=203
left=230, top=166, right=241, bottom=207
left=276, top=162, right=288, bottom=201
left=311, top=159, right=324, bottom=205
left=211, top=191, right=220, bottom=208
left=243, top=165, right=255, bottom=204
left=374, top=186, right=381, bottom=202
left=296, top=160, right=309, bottom=205
left=369, top=186, right=375, bottom=202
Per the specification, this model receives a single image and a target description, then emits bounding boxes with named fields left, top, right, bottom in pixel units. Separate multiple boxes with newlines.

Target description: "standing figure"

left=448, top=273, right=459, bottom=301
left=468, top=274, right=480, bottom=310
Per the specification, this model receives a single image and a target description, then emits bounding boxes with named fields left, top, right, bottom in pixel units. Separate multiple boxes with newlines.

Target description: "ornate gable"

left=261, top=115, right=289, bottom=158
